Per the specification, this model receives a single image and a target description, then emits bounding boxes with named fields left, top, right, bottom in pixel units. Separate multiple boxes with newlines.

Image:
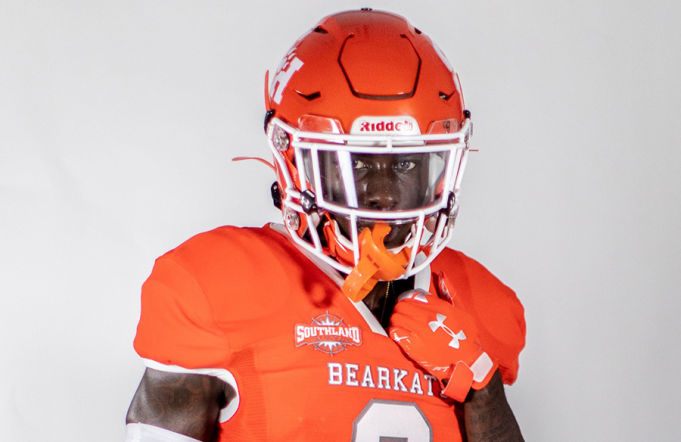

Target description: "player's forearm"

left=126, top=368, right=225, bottom=442
left=463, top=371, right=524, bottom=442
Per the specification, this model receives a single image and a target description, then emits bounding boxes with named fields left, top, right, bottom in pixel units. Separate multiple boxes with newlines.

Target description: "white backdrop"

left=1, top=1, right=680, bottom=441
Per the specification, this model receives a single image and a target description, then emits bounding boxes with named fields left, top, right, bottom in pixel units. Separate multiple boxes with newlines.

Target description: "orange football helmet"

left=264, top=9, right=472, bottom=299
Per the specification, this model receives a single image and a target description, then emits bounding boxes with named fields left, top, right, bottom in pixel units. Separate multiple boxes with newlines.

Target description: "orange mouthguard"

left=342, top=224, right=410, bottom=302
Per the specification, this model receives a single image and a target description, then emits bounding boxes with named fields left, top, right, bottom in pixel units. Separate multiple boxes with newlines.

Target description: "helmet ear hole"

left=271, top=182, right=282, bottom=210
left=264, top=110, right=275, bottom=133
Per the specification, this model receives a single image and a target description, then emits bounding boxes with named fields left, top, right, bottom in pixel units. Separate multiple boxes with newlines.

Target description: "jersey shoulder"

left=431, top=248, right=526, bottom=385
left=431, top=248, right=517, bottom=303
left=157, top=224, right=313, bottom=321
left=134, top=224, right=315, bottom=368
left=164, top=224, right=290, bottom=274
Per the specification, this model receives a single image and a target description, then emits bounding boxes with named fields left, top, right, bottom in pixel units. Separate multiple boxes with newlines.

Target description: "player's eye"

left=394, top=160, right=416, bottom=172
left=352, top=159, right=367, bottom=170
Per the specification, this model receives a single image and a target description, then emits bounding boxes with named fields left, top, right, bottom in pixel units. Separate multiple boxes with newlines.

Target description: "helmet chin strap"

left=340, top=224, right=411, bottom=302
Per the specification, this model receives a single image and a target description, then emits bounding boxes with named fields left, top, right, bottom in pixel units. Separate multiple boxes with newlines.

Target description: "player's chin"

left=356, top=220, right=414, bottom=249
left=332, top=216, right=415, bottom=249
left=382, top=224, right=414, bottom=249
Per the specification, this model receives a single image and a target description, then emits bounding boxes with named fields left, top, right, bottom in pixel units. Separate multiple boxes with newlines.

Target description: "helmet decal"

left=270, top=50, right=304, bottom=105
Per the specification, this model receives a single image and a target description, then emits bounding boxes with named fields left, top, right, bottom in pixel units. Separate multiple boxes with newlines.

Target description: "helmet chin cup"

left=342, top=224, right=411, bottom=302
left=323, top=218, right=356, bottom=267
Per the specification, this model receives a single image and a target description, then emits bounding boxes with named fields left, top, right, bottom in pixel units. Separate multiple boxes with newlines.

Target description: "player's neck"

left=362, top=278, right=414, bottom=329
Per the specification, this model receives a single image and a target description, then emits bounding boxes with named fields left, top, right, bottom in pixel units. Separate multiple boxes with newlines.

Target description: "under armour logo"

left=429, top=314, right=466, bottom=349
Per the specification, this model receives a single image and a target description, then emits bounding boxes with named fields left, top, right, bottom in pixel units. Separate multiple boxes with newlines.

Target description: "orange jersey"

left=134, top=225, right=525, bottom=441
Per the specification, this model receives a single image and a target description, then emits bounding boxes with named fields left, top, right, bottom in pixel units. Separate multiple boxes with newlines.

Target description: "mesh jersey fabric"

left=134, top=224, right=525, bottom=441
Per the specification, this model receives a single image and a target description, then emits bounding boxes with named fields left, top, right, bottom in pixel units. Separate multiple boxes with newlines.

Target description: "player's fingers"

left=434, top=272, right=452, bottom=302
left=389, top=311, right=427, bottom=337
left=434, top=272, right=468, bottom=311
left=395, top=289, right=430, bottom=306
left=430, top=291, right=463, bottom=311
left=400, top=289, right=469, bottom=322
left=387, top=325, right=410, bottom=341
left=388, top=325, right=411, bottom=346
left=393, top=294, right=454, bottom=319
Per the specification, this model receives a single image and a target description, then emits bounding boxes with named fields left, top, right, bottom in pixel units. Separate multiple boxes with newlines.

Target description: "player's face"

left=322, top=152, right=432, bottom=248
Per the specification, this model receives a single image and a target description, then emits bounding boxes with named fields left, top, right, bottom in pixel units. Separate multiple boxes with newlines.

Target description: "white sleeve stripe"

left=141, top=359, right=240, bottom=423
left=471, top=352, right=494, bottom=383
left=125, top=423, right=201, bottom=442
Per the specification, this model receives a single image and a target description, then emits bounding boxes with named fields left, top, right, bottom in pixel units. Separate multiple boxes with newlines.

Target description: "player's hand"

left=388, top=289, right=497, bottom=402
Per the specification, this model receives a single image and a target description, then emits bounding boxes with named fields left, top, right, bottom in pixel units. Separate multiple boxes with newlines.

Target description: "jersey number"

left=351, top=400, right=433, bottom=442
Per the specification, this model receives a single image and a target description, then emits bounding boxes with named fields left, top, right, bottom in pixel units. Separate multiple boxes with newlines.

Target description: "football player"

left=126, top=9, right=526, bottom=442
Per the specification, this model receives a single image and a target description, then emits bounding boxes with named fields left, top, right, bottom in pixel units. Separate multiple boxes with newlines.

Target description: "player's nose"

left=364, top=170, right=399, bottom=210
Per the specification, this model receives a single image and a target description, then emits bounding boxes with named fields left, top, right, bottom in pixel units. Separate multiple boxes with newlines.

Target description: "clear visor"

left=302, top=150, right=449, bottom=212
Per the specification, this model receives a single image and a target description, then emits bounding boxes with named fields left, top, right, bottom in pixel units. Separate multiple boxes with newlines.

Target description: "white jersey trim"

left=124, top=423, right=200, bottom=442
left=142, top=359, right=239, bottom=423
left=471, top=352, right=495, bottom=383
left=352, top=298, right=387, bottom=336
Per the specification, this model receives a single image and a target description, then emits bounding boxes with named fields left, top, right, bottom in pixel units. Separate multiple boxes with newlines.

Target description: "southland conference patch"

left=295, top=311, right=362, bottom=355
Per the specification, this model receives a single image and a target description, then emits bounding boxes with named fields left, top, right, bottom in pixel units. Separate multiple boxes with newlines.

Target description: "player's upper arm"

left=126, top=368, right=235, bottom=442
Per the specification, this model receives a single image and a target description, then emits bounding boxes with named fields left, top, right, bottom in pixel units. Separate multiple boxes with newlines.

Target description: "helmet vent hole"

left=295, top=90, right=321, bottom=101
left=313, top=26, right=328, bottom=34
left=439, top=91, right=454, bottom=100
left=414, top=28, right=422, bottom=34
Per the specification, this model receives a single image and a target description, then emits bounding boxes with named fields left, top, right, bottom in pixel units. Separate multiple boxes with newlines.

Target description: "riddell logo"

left=360, top=120, right=413, bottom=132
left=350, top=116, right=421, bottom=135
left=295, top=312, right=362, bottom=355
